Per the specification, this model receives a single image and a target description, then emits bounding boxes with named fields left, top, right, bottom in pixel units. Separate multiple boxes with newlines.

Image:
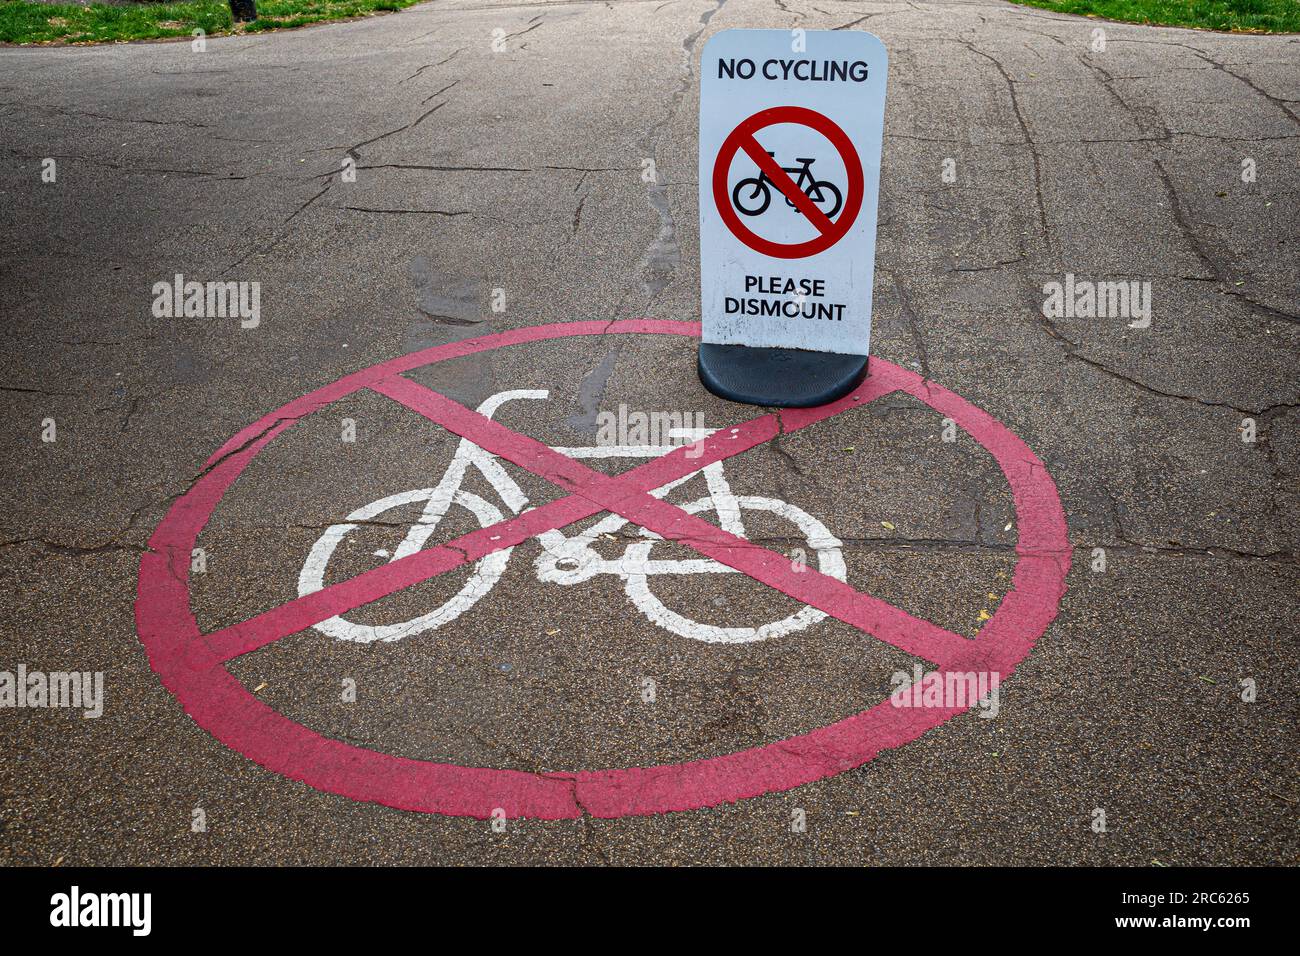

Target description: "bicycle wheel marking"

left=136, top=320, right=1070, bottom=819
left=713, top=106, right=864, bottom=260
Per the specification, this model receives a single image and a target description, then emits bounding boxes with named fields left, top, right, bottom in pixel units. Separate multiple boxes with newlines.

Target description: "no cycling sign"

left=699, top=29, right=886, bottom=347
left=698, top=29, right=887, bottom=407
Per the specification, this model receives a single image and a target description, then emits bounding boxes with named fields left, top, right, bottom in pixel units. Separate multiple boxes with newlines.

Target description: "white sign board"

left=698, top=29, right=887, bottom=357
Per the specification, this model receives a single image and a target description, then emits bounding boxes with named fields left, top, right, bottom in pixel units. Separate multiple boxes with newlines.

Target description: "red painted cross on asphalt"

left=197, top=368, right=967, bottom=668
left=137, top=320, right=1070, bottom=819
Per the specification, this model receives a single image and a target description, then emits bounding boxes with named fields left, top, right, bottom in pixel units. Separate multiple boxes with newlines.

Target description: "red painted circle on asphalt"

left=712, top=106, right=865, bottom=260
left=136, top=320, right=1070, bottom=819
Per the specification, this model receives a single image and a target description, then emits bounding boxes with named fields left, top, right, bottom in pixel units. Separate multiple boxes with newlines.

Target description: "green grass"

left=1010, top=0, right=1300, bottom=33
left=0, top=0, right=420, bottom=45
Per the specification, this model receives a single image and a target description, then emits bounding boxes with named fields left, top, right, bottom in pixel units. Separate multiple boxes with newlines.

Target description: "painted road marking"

left=197, top=369, right=960, bottom=666
left=136, top=320, right=1069, bottom=819
left=297, top=389, right=848, bottom=644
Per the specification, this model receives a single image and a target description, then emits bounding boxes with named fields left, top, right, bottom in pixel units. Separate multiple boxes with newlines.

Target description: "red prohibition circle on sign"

left=137, top=320, right=1069, bottom=819
left=713, top=105, right=865, bottom=259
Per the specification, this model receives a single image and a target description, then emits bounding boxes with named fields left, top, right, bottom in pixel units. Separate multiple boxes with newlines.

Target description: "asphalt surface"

left=0, top=0, right=1297, bottom=865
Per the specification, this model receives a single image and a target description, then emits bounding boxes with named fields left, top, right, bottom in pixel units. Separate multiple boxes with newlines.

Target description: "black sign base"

left=698, top=342, right=868, bottom=408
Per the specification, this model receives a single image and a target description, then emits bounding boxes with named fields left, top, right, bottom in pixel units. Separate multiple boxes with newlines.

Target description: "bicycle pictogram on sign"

left=713, top=105, right=864, bottom=260
left=731, top=153, right=844, bottom=220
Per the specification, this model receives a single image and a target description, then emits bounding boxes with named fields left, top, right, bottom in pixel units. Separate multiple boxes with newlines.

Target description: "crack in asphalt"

left=767, top=409, right=808, bottom=483
left=886, top=269, right=931, bottom=379
left=952, top=35, right=1051, bottom=252
left=420, top=79, right=462, bottom=107
left=347, top=100, right=450, bottom=156
left=216, top=181, right=331, bottom=278
left=342, top=207, right=472, bottom=216
left=628, top=0, right=731, bottom=307
left=1071, top=51, right=1300, bottom=328
left=0, top=148, right=242, bottom=181
left=501, top=14, right=546, bottom=44
left=399, top=47, right=466, bottom=84
left=0, top=102, right=211, bottom=130
left=1109, top=37, right=1300, bottom=126
left=1033, top=298, right=1299, bottom=418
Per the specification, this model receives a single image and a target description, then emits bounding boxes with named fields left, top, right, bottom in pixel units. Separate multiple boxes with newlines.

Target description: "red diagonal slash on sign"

left=138, top=319, right=1070, bottom=819
left=738, top=137, right=838, bottom=236
left=195, top=359, right=967, bottom=669
left=713, top=105, right=865, bottom=259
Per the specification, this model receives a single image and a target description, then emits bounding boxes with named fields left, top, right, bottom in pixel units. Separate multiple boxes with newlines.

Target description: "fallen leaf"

left=977, top=609, right=991, bottom=621
left=881, top=521, right=895, bottom=530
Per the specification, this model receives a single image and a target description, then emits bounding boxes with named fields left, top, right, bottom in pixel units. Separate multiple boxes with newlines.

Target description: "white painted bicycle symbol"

left=299, top=390, right=845, bottom=644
